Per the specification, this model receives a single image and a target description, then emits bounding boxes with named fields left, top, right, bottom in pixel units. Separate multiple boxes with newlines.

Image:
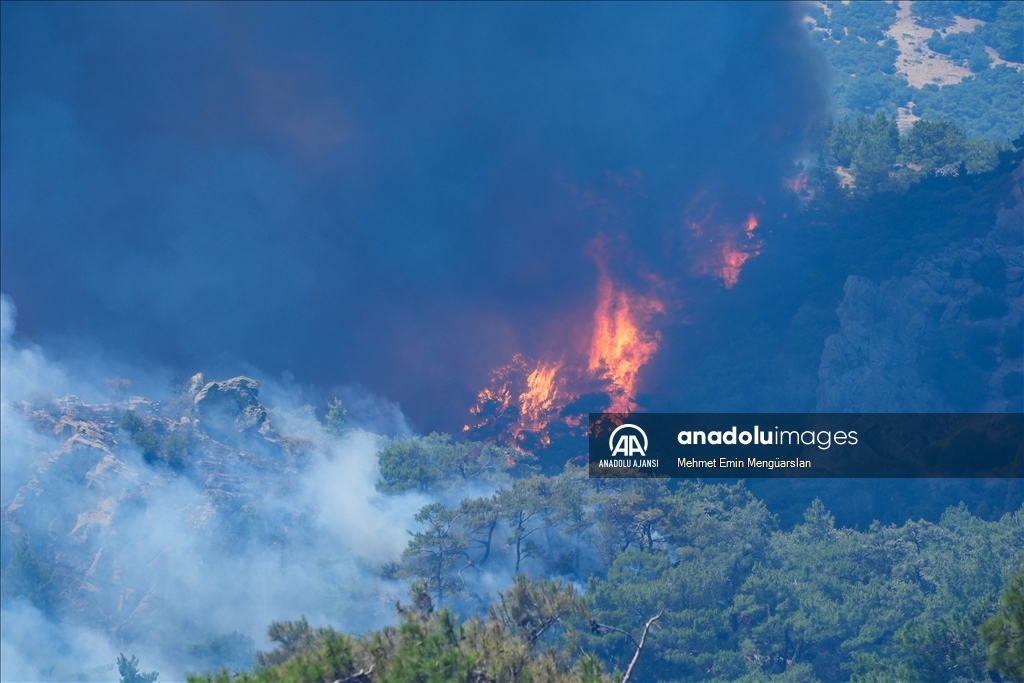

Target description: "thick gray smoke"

left=0, top=3, right=828, bottom=431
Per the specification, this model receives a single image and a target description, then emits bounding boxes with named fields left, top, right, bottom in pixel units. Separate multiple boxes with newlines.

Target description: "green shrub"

left=117, top=654, right=158, bottom=683
left=163, top=435, right=190, bottom=467
left=120, top=410, right=145, bottom=434
left=133, top=431, right=160, bottom=460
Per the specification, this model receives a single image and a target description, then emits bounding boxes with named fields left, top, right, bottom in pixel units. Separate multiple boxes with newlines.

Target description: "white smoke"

left=0, top=293, right=433, bottom=681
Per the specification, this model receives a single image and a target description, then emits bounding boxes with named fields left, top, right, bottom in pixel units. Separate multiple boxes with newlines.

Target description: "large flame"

left=519, top=360, right=564, bottom=433
left=717, top=240, right=754, bottom=289
left=588, top=267, right=664, bottom=412
left=465, top=254, right=665, bottom=446
left=465, top=192, right=769, bottom=448
left=464, top=355, right=572, bottom=448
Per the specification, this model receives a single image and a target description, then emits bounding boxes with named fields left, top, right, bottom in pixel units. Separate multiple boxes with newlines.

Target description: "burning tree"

left=464, top=245, right=666, bottom=458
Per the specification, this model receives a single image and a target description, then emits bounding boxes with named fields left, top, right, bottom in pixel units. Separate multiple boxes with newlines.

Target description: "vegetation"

left=184, top=445, right=1024, bottom=682
left=823, top=113, right=1013, bottom=195
left=376, top=432, right=533, bottom=493
left=807, top=1, right=904, bottom=118
left=914, top=2, right=1024, bottom=63
left=810, top=1, right=1023, bottom=142
left=927, top=29, right=991, bottom=72
left=120, top=409, right=190, bottom=467
left=118, top=654, right=159, bottom=683
left=827, top=111, right=901, bottom=189
left=981, top=565, right=1024, bottom=682
left=188, top=576, right=620, bottom=683
left=898, top=119, right=967, bottom=172
left=324, top=398, right=348, bottom=437
left=980, top=2, right=1024, bottom=62
left=0, top=536, right=59, bottom=612
left=187, top=633, right=258, bottom=674
left=185, top=429, right=1024, bottom=681
left=913, top=66, right=1024, bottom=143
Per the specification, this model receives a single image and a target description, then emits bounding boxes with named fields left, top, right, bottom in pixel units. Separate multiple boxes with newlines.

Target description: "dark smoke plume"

left=1, top=2, right=827, bottom=430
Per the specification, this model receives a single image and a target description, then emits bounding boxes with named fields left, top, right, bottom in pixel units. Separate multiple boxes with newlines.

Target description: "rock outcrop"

left=193, top=376, right=269, bottom=435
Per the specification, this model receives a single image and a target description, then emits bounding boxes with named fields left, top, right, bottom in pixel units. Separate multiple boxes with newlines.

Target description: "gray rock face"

left=194, top=376, right=269, bottom=434
left=818, top=165, right=1024, bottom=412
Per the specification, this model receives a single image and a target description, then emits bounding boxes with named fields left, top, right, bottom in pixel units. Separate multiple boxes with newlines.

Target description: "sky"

left=1, top=2, right=828, bottom=431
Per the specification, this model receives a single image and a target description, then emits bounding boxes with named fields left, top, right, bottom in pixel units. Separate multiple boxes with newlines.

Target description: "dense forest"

left=823, top=113, right=1008, bottom=193
left=167, top=434, right=1023, bottom=683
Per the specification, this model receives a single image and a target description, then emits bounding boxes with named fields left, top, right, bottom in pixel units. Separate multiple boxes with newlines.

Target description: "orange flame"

left=465, top=253, right=665, bottom=444
left=519, top=360, right=564, bottom=433
left=718, top=241, right=754, bottom=289
left=686, top=195, right=762, bottom=289
left=588, top=266, right=664, bottom=412
left=710, top=213, right=760, bottom=289
left=744, top=213, right=759, bottom=238
left=464, top=355, right=572, bottom=448
left=468, top=362, right=515, bottom=418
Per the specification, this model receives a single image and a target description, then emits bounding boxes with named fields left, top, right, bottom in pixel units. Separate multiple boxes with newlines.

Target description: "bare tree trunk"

left=332, top=664, right=373, bottom=683
left=620, top=611, right=662, bottom=683
left=478, top=518, right=497, bottom=565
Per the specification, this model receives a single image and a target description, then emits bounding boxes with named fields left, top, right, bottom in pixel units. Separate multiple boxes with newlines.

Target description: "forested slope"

left=183, top=439, right=1024, bottom=682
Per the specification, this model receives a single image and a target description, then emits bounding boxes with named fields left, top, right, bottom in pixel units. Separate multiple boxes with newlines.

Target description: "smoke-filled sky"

left=1, top=2, right=828, bottom=430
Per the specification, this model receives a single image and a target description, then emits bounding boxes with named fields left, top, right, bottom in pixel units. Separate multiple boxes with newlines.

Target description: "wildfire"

left=588, top=268, right=664, bottom=412
left=744, top=213, right=758, bottom=238
left=519, top=361, right=564, bottom=432
left=465, top=252, right=665, bottom=446
left=464, top=189, right=775, bottom=449
left=464, top=355, right=573, bottom=448
left=685, top=195, right=762, bottom=289
left=468, top=362, right=516, bottom=416
left=784, top=173, right=815, bottom=204
left=717, top=240, right=755, bottom=289
left=713, top=213, right=760, bottom=289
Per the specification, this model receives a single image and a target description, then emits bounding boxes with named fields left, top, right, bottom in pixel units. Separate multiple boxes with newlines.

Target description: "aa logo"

left=608, top=423, right=648, bottom=457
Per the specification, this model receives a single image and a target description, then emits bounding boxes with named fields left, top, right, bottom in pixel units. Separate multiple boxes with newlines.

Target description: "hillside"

left=806, top=0, right=1023, bottom=142
left=2, top=380, right=1021, bottom=681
